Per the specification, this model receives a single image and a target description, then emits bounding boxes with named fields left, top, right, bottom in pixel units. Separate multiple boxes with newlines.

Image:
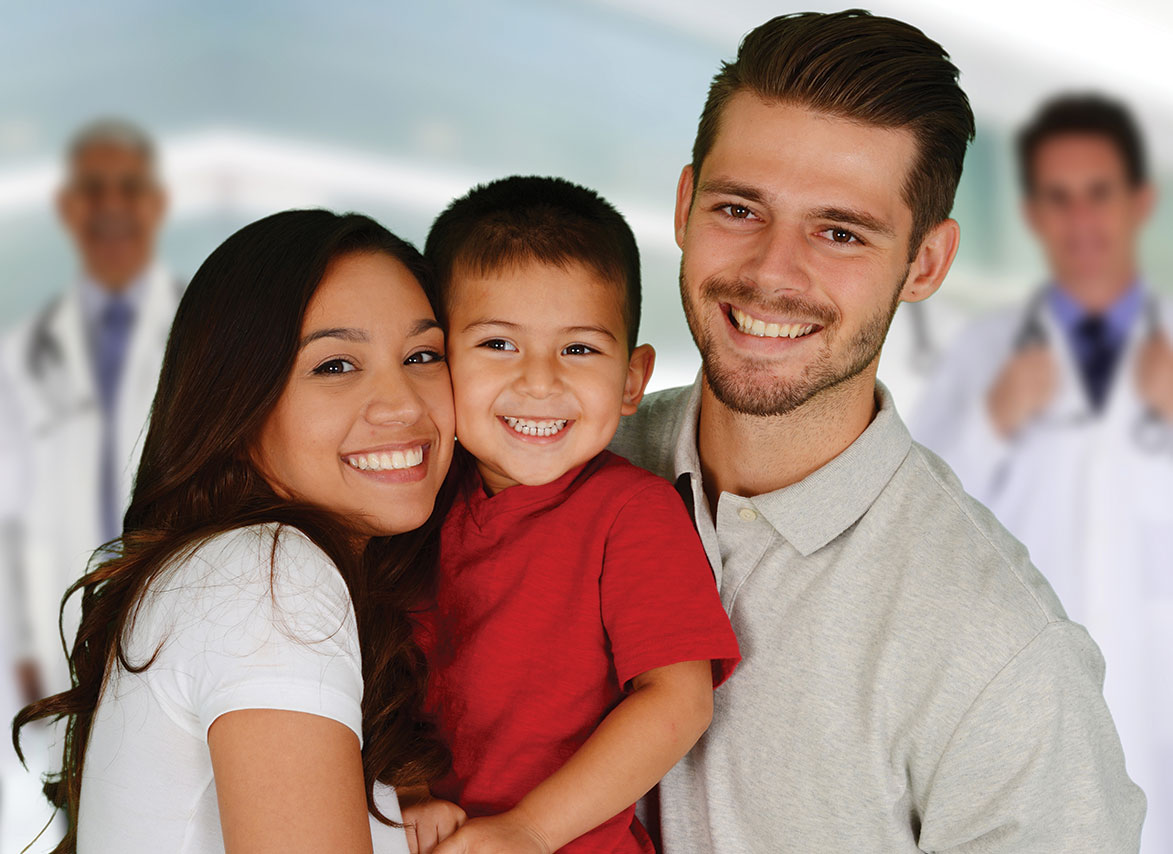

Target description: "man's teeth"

left=345, top=447, right=424, bottom=471
left=502, top=416, right=569, bottom=437
left=730, top=307, right=816, bottom=339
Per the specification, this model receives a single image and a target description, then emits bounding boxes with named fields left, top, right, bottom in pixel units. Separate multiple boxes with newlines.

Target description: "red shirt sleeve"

left=600, top=476, right=740, bottom=689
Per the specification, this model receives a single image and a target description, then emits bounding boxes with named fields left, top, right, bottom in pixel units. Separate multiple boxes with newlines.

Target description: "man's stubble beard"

left=679, top=263, right=907, bottom=417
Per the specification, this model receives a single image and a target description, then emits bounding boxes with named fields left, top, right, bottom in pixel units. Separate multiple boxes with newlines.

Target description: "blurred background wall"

left=1, top=1, right=1169, bottom=851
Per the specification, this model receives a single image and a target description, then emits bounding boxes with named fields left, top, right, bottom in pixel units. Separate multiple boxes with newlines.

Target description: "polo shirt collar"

left=670, top=372, right=912, bottom=557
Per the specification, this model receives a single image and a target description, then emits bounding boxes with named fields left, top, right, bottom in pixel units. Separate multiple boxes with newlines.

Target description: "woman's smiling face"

left=253, top=251, right=455, bottom=537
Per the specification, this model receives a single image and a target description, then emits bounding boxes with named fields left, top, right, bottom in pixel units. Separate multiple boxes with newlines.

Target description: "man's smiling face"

left=676, top=94, right=922, bottom=416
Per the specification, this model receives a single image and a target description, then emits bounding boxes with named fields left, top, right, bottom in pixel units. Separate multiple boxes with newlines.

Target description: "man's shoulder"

left=608, top=384, right=693, bottom=479
left=887, top=439, right=1067, bottom=631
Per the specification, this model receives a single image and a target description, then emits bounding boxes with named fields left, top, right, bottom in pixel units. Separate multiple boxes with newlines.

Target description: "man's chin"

left=703, top=359, right=817, bottom=418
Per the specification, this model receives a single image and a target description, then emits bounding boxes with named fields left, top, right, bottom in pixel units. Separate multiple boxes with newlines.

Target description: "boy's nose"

left=514, top=353, right=562, bottom=399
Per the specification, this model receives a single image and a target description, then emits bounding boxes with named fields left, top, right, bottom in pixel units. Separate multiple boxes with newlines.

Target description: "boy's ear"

left=621, top=344, right=656, bottom=416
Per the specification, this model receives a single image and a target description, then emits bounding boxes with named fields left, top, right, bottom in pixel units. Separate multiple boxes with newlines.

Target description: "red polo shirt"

left=415, top=451, right=739, bottom=853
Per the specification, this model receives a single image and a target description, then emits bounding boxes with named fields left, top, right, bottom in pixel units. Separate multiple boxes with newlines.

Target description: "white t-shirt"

left=77, top=523, right=409, bottom=853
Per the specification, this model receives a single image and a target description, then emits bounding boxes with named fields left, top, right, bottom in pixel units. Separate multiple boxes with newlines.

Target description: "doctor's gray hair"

left=66, top=117, right=157, bottom=168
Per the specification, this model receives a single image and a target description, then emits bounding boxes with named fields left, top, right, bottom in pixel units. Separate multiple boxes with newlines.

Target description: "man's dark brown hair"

left=1017, top=93, right=1147, bottom=193
left=691, top=9, right=975, bottom=258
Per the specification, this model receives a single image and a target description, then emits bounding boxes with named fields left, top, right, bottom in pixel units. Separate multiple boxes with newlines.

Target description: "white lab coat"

left=0, top=265, right=181, bottom=699
left=912, top=290, right=1173, bottom=853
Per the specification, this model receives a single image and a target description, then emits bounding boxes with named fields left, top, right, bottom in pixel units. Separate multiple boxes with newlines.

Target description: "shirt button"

left=738, top=507, right=759, bottom=522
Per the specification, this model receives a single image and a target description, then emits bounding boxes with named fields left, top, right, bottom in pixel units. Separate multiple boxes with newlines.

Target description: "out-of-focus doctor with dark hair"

left=914, top=93, right=1172, bottom=853
left=0, top=118, right=181, bottom=709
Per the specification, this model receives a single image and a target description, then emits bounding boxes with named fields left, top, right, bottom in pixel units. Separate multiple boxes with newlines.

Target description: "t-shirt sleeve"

left=600, top=478, right=740, bottom=689
left=161, top=526, right=364, bottom=744
left=917, top=621, right=1146, bottom=853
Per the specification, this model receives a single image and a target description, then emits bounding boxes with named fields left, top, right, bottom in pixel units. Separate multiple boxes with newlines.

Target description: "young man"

left=913, top=95, right=1171, bottom=853
left=610, top=11, right=1145, bottom=852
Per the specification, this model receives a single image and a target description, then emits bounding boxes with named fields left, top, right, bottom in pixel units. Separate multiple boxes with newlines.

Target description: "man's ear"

left=900, top=218, right=960, bottom=304
left=621, top=344, right=656, bottom=416
left=674, top=165, right=695, bottom=250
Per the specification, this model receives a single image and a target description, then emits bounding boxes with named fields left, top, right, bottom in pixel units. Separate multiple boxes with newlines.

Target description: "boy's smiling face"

left=445, top=259, right=654, bottom=494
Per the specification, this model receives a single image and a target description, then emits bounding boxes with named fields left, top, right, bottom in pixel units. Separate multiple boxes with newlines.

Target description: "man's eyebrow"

left=299, top=327, right=370, bottom=347
left=697, top=179, right=769, bottom=206
left=810, top=206, right=896, bottom=239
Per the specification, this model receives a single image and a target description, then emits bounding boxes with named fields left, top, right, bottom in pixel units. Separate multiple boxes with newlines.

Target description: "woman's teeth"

left=731, top=307, right=816, bottom=339
left=345, top=447, right=424, bottom=471
left=503, top=416, right=568, bottom=437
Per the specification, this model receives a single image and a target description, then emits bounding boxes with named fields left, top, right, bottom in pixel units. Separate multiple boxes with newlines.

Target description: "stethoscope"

left=24, top=297, right=97, bottom=435
left=1012, top=287, right=1172, bottom=455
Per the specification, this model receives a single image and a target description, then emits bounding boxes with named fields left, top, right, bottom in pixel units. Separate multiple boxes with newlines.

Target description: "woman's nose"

left=363, top=369, right=426, bottom=426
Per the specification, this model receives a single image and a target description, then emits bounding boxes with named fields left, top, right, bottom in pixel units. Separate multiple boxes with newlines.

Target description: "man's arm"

left=918, top=621, right=1145, bottom=853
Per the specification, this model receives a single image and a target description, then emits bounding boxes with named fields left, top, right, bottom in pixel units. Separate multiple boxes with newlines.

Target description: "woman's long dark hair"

left=12, top=209, right=459, bottom=851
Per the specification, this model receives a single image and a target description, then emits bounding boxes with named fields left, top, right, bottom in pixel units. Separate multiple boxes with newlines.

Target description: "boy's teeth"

left=345, top=446, right=425, bottom=471
left=502, top=416, right=569, bottom=437
left=730, top=306, right=816, bottom=339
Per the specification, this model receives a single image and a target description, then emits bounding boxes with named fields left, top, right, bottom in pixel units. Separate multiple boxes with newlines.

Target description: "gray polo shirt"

left=610, top=378, right=1145, bottom=853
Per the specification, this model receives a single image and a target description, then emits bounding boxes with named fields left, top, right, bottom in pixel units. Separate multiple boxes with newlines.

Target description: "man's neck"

left=696, top=366, right=879, bottom=514
left=1056, top=266, right=1138, bottom=314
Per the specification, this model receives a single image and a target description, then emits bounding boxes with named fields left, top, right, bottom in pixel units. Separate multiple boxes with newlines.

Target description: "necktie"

left=94, top=297, right=135, bottom=542
left=1074, top=314, right=1118, bottom=412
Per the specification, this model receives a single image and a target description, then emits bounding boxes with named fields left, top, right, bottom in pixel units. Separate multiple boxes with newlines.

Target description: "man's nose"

left=739, top=223, right=812, bottom=295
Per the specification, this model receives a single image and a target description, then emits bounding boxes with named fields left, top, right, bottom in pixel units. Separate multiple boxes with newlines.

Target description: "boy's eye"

left=562, top=343, right=597, bottom=356
left=406, top=349, right=445, bottom=365
left=313, top=358, right=357, bottom=375
left=480, top=339, right=518, bottom=352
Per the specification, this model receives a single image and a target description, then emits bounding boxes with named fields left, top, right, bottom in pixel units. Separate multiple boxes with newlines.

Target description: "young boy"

left=405, top=176, right=739, bottom=854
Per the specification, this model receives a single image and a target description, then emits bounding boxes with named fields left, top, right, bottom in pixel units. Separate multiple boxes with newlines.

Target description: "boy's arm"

left=434, top=659, right=714, bottom=854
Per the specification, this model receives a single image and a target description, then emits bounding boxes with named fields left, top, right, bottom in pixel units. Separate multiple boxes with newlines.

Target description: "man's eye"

left=313, top=358, right=356, bottom=375
left=562, top=343, right=596, bottom=356
left=481, top=339, right=518, bottom=352
left=719, top=204, right=756, bottom=220
left=406, top=349, right=445, bottom=364
left=822, top=228, right=861, bottom=245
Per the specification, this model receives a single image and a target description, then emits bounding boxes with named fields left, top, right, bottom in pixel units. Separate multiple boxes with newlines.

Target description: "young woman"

left=13, top=210, right=459, bottom=853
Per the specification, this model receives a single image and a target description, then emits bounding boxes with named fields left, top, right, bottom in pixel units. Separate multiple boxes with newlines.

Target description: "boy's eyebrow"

left=809, top=206, right=896, bottom=239
left=565, top=325, right=617, bottom=342
left=462, top=318, right=618, bottom=342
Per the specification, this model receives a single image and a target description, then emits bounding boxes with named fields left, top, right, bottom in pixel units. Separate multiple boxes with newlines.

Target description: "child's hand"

left=432, top=811, right=552, bottom=854
left=401, top=796, right=467, bottom=854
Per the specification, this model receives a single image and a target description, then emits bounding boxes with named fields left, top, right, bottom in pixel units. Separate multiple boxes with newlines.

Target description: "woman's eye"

left=822, top=227, right=861, bottom=245
left=481, top=339, right=518, bottom=352
left=562, top=343, right=596, bottom=356
left=313, top=358, right=356, bottom=375
left=406, top=349, right=445, bottom=365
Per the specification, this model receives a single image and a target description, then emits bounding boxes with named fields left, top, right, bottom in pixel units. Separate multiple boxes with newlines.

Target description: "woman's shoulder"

left=145, top=522, right=353, bottom=635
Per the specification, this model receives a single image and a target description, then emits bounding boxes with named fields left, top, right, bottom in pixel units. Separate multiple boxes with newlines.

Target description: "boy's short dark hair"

left=425, top=175, right=641, bottom=351
left=692, top=9, right=975, bottom=258
left=1017, top=93, right=1147, bottom=193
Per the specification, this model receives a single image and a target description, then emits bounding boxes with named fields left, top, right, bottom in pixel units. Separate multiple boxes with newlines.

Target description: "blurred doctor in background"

left=914, top=93, right=1172, bottom=852
left=0, top=118, right=180, bottom=707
